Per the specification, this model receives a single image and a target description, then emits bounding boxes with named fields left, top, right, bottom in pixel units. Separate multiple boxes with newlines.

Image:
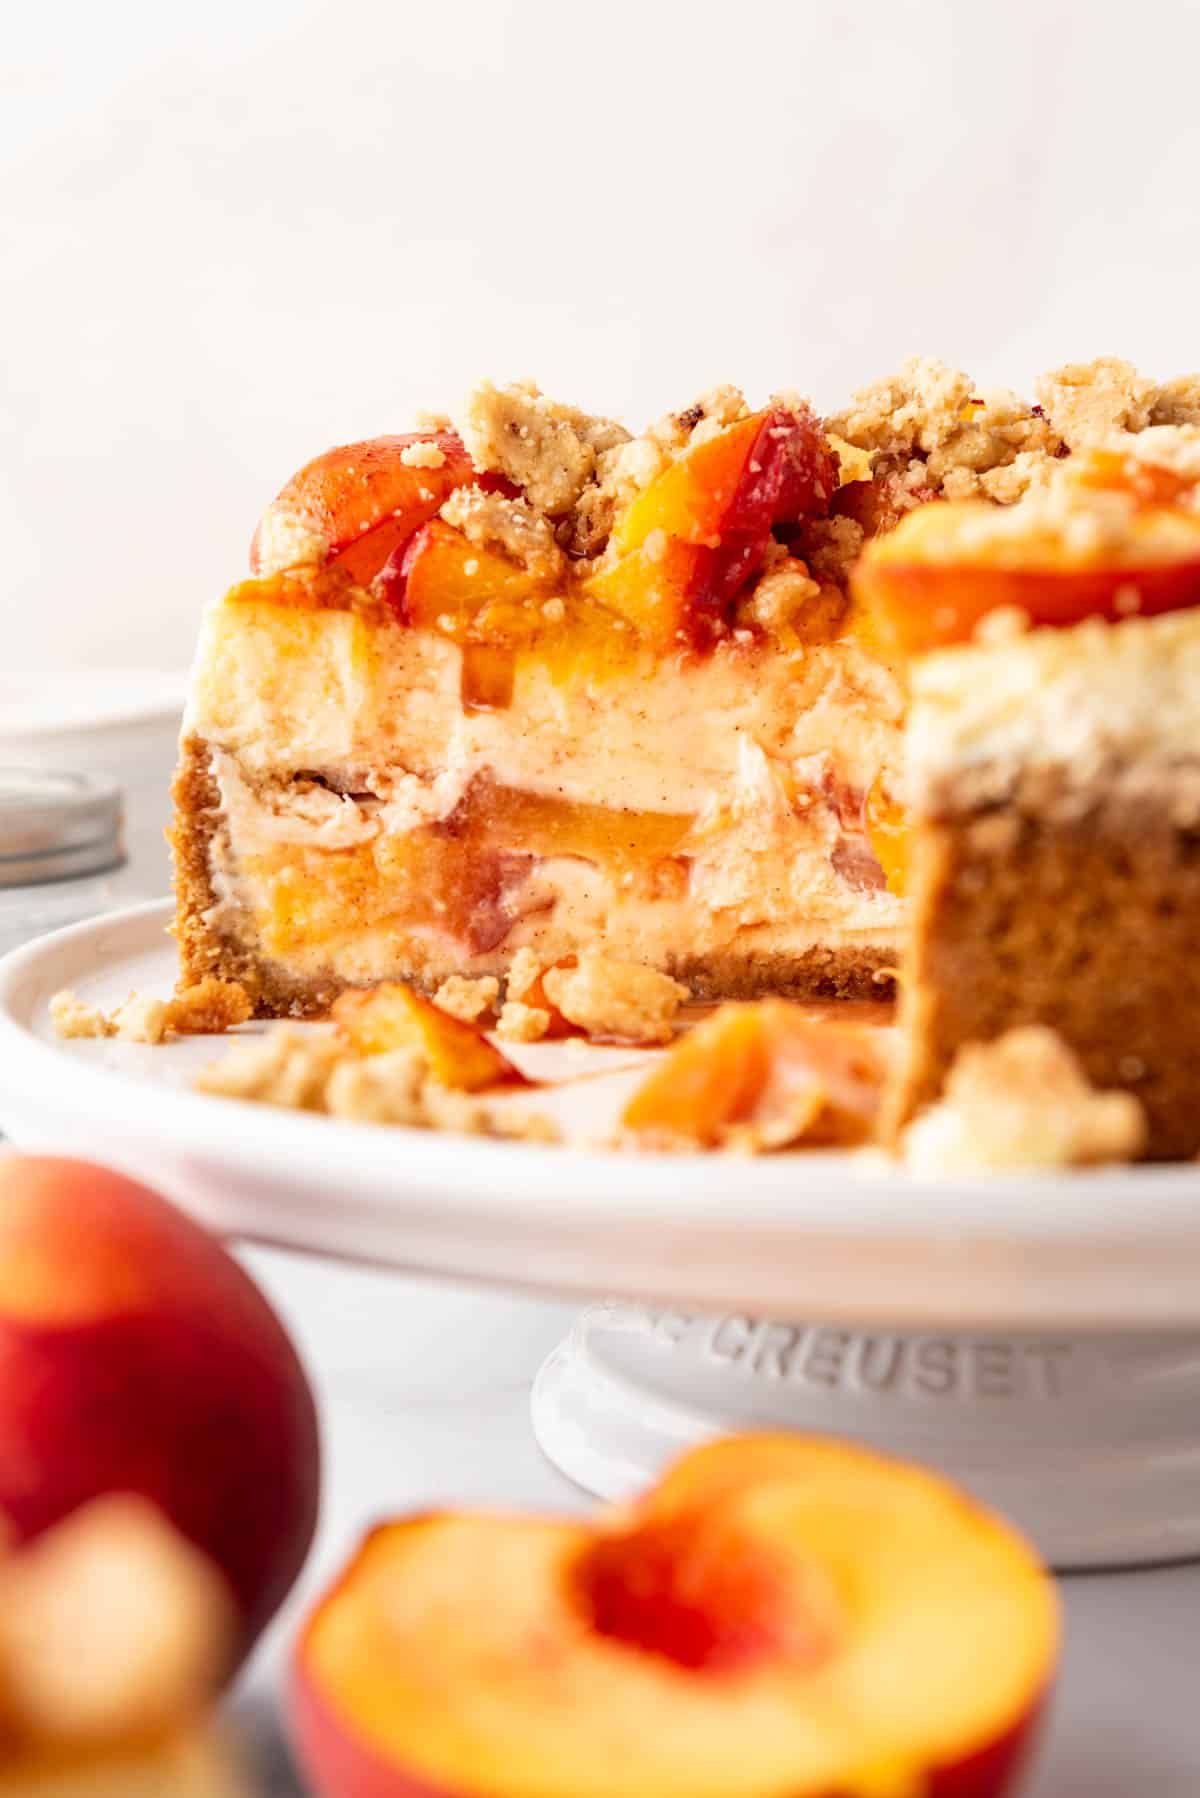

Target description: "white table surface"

left=228, top=1248, right=1200, bottom=1796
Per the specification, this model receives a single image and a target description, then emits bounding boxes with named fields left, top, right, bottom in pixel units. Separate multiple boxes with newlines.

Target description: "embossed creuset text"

left=648, top=1313, right=1075, bottom=1400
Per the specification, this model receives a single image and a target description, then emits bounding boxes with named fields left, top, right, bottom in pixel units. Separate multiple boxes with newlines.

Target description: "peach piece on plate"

left=289, top=1433, right=1057, bottom=1798
left=0, top=1157, right=319, bottom=1665
left=622, top=1000, right=888, bottom=1150
left=332, top=983, right=521, bottom=1089
left=249, top=432, right=483, bottom=586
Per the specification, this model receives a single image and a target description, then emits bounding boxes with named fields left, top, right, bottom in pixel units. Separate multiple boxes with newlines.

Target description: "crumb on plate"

left=901, top=1026, right=1146, bottom=1172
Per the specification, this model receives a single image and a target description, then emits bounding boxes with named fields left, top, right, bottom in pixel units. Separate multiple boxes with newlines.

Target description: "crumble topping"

left=567, top=385, right=755, bottom=557
left=1035, top=358, right=1156, bottom=449
left=251, top=509, right=329, bottom=576
left=50, top=978, right=252, bottom=1045
left=432, top=974, right=500, bottom=1024
left=399, top=440, right=447, bottom=470
left=737, top=548, right=846, bottom=641
left=504, top=946, right=546, bottom=1005
left=438, top=486, right=567, bottom=582
left=901, top=1027, right=1146, bottom=1172
left=195, top=1024, right=558, bottom=1141
left=828, top=357, right=1061, bottom=505
left=1149, top=375, right=1200, bottom=427
left=495, top=1000, right=552, bottom=1043
left=454, top=380, right=629, bottom=517
left=541, top=953, right=686, bottom=1044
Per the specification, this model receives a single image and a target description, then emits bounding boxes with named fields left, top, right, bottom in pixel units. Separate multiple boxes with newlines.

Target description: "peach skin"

left=0, top=1157, right=319, bottom=1666
left=249, top=432, right=485, bottom=587
left=290, top=1433, right=1057, bottom=1798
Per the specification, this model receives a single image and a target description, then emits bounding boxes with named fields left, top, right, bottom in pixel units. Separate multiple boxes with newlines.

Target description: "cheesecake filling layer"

left=185, top=600, right=904, bottom=993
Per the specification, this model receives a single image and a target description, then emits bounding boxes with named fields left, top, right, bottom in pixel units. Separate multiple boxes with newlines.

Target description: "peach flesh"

left=291, top=1437, right=1057, bottom=1798
left=0, top=1157, right=320, bottom=1658
left=857, top=548, right=1200, bottom=654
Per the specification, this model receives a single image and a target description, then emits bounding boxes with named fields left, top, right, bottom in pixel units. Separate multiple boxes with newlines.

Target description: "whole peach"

left=0, top=1156, right=319, bottom=1661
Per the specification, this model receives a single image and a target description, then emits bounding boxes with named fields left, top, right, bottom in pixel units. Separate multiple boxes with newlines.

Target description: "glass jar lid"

left=0, top=769, right=125, bottom=888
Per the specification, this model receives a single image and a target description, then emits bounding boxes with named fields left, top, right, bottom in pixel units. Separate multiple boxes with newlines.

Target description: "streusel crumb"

left=49, top=990, right=112, bottom=1040
left=496, top=1001, right=551, bottom=1043
left=438, top=487, right=566, bottom=582
left=504, top=947, right=545, bottom=1004
left=50, top=978, right=252, bottom=1044
left=195, top=1024, right=558, bottom=1141
left=902, top=1026, right=1146, bottom=1172
left=542, top=954, right=687, bottom=1045
left=400, top=440, right=447, bottom=470
left=567, top=386, right=753, bottom=557
left=1149, top=375, right=1200, bottom=427
left=829, top=357, right=1060, bottom=503
left=455, top=379, right=629, bottom=517
left=195, top=1027, right=342, bottom=1111
left=1035, top=358, right=1156, bottom=450
left=167, top=976, right=254, bottom=1036
left=433, top=974, right=500, bottom=1024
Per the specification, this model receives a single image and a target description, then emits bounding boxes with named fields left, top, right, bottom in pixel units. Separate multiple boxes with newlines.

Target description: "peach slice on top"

left=393, top=519, right=555, bottom=638
left=588, top=405, right=837, bottom=648
left=290, top=1433, right=1058, bottom=1798
left=622, top=1000, right=889, bottom=1150
left=250, top=432, right=485, bottom=586
left=332, top=983, right=520, bottom=1090
left=854, top=455, right=1200, bottom=655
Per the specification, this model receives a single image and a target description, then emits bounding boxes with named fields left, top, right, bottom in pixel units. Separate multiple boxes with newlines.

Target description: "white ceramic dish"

left=1, top=898, right=1198, bottom=1334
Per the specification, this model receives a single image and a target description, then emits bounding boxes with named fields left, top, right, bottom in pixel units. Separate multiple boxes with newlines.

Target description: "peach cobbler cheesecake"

left=172, top=354, right=1200, bottom=1163
left=175, top=381, right=913, bottom=1014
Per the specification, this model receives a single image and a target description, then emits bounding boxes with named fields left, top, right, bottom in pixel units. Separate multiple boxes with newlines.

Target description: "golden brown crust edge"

left=886, top=803, right=1200, bottom=1162
left=171, top=735, right=899, bottom=1018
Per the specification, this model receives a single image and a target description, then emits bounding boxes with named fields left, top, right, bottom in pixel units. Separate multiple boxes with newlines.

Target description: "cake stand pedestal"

left=532, top=1301, right=1200, bottom=1569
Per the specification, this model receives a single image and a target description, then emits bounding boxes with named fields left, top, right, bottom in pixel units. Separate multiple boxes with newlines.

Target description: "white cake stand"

left=531, top=1302, right=1200, bottom=1569
left=3, top=901, right=1200, bottom=1572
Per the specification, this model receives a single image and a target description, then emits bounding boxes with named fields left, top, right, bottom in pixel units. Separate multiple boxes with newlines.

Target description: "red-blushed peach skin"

left=0, top=1157, right=320, bottom=1662
left=289, top=1436, right=1057, bottom=1798
left=249, top=432, right=486, bottom=586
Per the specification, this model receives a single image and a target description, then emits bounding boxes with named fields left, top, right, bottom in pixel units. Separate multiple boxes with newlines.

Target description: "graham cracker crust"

left=887, top=796, right=1200, bottom=1161
left=171, top=734, right=898, bottom=1017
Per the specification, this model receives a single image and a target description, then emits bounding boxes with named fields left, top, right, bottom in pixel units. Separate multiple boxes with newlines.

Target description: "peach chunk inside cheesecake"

left=174, top=382, right=908, bottom=1014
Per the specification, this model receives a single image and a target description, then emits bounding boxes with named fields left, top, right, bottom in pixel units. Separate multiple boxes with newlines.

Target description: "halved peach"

left=854, top=492, right=1200, bottom=654
left=332, top=983, right=519, bottom=1090
left=250, top=433, right=483, bottom=585
left=622, top=1000, right=888, bottom=1150
left=290, top=1434, right=1057, bottom=1798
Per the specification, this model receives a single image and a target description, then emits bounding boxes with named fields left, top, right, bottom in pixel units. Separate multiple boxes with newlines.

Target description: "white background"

left=4, top=0, right=1200, bottom=673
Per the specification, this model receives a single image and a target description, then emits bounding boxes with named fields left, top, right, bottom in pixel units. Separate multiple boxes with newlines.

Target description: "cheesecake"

left=174, top=381, right=911, bottom=1015
left=859, top=430, right=1200, bottom=1160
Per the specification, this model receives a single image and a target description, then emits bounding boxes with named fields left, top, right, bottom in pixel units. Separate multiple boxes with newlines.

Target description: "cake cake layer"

left=889, top=612, right=1200, bottom=1159
left=175, top=597, right=904, bottom=1013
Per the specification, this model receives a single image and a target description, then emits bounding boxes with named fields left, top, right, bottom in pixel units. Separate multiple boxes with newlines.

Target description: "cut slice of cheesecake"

left=858, top=434, right=1200, bottom=1160
left=173, top=382, right=909, bottom=1015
